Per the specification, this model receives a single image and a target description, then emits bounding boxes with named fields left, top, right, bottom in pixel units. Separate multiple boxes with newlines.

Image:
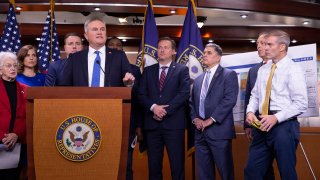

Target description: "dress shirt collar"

left=159, top=61, right=172, bottom=69
left=206, top=64, right=219, bottom=74
left=88, top=45, right=105, bottom=56
left=273, top=55, right=290, bottom=70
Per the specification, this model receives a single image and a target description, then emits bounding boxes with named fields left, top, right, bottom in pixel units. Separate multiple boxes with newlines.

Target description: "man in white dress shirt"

left=245, top=30, right=308, bottom=180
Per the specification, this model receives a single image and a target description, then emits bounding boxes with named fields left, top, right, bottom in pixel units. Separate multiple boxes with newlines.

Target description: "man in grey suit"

left=190, top=43, right=239, bottom=180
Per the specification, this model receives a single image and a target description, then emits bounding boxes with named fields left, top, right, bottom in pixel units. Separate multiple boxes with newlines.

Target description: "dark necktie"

left=91, top=51, right=101, bottom=87
left=159, top=66, right=168, bottom=91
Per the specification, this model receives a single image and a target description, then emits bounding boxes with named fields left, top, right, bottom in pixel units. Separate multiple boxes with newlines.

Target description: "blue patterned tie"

left=91, top=51, right=101, bottom=87
left=199, top=71, right=211, bottom=119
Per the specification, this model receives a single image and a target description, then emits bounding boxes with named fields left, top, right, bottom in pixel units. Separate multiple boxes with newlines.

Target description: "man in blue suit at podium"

left=60, top=13, right=134, bottom=87
left=139, top=37, right=190, bottom=180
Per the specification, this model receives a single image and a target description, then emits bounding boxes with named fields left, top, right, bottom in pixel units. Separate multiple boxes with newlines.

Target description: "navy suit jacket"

left=190, top=65, right=239, bottom=139
left=45, top=59, right=67, bottom=86
left=60, top=47, right=131, bottom=87
left=139, top=62, right=190, bottom=130
left=130, top=64, right=142, bottom=129
left=243, top=62, right=263, bottom=129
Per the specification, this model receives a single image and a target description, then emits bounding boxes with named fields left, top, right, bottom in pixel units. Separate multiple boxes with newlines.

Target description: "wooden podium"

left=26, top=87, right=131, bottom=180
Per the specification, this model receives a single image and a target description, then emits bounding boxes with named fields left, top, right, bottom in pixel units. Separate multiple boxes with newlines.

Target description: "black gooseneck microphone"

left=95, top=60, right=105, bottom=74
left=96, top=60, right=111, bottom=87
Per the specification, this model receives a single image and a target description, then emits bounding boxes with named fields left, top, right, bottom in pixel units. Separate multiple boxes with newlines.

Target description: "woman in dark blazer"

left=0, top=51, right=27, bottom=180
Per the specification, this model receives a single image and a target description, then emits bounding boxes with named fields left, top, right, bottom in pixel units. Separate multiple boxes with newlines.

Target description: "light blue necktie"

left=91, top=51, right=101, bottom=87
left=199, top=71, right=211, bottom=119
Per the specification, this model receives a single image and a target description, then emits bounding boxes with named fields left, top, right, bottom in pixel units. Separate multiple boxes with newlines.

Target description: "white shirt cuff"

left=210, top=117, right=216, bottom=123
left=150, top=104, right=156, bottom=111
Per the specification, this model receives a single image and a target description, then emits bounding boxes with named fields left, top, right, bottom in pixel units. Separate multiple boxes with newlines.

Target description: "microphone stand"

left=299, top=141, right=317, bottom=180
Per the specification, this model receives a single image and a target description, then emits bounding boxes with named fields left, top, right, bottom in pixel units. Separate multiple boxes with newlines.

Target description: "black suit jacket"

left=190, top=65, right=239, bottom=139
left=243, top=62, right=263, bottom=129
left=60, top=47, right=131, bottom=87
left=139, top=62, right=190, bottom=130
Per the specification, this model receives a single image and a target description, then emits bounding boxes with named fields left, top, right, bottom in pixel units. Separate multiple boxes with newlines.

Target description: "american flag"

left=37, top=10, right=60, bottom=73
left=0, top=3, right=21, bottom=53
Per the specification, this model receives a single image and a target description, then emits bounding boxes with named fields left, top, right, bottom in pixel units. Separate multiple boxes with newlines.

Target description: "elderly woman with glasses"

left=0, top=51, right=27, bottom=180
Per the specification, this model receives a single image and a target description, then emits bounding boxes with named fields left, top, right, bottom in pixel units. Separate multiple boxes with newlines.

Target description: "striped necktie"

left=199, top=70, right=211, bottom=118
left=159, top=66, right=168, bottom=91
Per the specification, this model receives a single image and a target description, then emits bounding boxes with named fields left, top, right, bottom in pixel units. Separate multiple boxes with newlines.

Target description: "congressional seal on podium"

left=55, top=115, right=101, bottom=162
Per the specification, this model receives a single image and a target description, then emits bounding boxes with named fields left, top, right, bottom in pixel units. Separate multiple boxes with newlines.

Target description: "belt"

left=269, top=110, right=279, bottom=115
left=260, top=110, right=298, bottom=121
left=259, top=110, right=279, bottom=116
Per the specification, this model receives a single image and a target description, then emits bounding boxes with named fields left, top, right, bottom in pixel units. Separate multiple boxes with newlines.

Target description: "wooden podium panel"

left=26, top=87, right=131, bottom=180
left=33, top=99, right=122, bottom=180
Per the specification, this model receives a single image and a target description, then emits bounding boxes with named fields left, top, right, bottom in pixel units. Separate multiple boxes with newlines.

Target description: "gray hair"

left=258, top=31, right=268, bottom=39
left=265, top=30, right=290, bottom=51
left=84, top=13, right=106, bottom=32
left=0, top=51, right=18, bottom=67
left=205, top=43, right=223, bottom=56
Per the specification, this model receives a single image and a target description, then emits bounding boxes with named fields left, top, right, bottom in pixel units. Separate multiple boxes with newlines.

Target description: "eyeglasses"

left=3, top=63, right=18, bottom=69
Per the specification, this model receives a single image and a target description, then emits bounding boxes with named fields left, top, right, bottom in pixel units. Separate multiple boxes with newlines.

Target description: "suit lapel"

left=162, top=61, right=176, bottom=89
left=82, top=49, right=89, bottom=86
left=196, top=73, right=205, bottom=101
left=207, top=65, right=223, bottom=96
left=105, top=48, right=113, bottom=86
left=153, top=64, right=160, bottom=93
left=0, top=79, right=11, bottom=112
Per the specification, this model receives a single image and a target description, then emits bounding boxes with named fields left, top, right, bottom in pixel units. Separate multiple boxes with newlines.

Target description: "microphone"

left=96, top=60, right=110, bottom=87
left=96, top=60, right=105, bottom=74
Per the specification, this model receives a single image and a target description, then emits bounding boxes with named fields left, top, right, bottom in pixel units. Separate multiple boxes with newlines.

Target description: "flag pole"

left=191, top=0, right=197, bottom=17
left=140, top=0, right=152, bottom=69
left=50, top=0, right=54, bottom=62
left=9, top=0, right=15, bottom=7
left=190, top=2, right=198, bottom=179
